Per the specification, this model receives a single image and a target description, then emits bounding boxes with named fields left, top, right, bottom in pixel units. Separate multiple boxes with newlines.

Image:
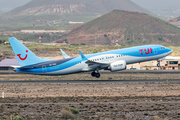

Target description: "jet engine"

left=109, top=60, right=126, bottom=72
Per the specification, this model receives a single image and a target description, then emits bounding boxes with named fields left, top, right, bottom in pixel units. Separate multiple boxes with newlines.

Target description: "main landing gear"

left=91, top=71, right=101, bottom=78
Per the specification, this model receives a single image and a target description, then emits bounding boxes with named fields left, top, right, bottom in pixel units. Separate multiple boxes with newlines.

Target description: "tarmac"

left=1, top=101, right=180, bottom=105
left=0, top=70, right=180, bottom=74
left=0, top=70, right=179, bottom=84
left=0, top=79, right=179, bottom=84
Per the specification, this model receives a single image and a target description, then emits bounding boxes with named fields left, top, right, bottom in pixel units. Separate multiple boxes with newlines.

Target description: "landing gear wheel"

left=95, top=73, right=100, bottom=78
left=91, top=71, right=96, bottom=77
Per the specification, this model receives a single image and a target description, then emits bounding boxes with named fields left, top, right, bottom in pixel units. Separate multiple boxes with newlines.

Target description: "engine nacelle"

left=110, top=60, right=126, bottom=72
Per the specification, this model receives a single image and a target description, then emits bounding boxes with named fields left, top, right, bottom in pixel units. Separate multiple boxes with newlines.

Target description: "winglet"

left=60, top=49, right=70, bottom=59
left=79, top=51, right=87, bottom=60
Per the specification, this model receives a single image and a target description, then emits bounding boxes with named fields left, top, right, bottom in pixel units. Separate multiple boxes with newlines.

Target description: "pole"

left=10, top=115, right=13, bottom=120
left=2, top=91, right=4, bottom=98
left=95, top=35, right=96, bottom=46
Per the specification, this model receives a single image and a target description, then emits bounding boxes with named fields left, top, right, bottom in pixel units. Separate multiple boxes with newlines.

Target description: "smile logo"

left=17, top=50, right=28, bottom=60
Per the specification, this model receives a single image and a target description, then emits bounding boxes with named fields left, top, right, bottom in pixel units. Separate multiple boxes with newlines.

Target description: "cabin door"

left=42, top=65, right=47, bottom=73
left=154, top=48, right=158, bottom=54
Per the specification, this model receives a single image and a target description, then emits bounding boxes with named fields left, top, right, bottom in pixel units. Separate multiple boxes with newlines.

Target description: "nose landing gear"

left=91, top=71, right=101, bottom=78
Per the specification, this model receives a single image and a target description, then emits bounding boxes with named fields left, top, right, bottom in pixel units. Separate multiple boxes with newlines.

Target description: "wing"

left=79, top=51, right=109, bottom=71
left=85, top=60, right=109, bottom=65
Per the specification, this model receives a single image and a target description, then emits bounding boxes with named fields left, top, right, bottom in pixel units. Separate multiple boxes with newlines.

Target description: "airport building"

left=0, top=59, right=19, bottom=70
left=127, top=60, right=158, bottom=70
left=158, top=56, right=180, bottom=70
left=127, top=56, right=180, bottom=70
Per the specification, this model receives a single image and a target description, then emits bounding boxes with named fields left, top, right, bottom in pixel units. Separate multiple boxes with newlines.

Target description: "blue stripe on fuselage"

left=16, top=45, right=170, bottom=74
left=16, top=57, right=83, bottom=73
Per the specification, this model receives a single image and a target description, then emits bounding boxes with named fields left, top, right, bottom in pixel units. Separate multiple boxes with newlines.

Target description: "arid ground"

left=0, top=73, right=180, bottom=119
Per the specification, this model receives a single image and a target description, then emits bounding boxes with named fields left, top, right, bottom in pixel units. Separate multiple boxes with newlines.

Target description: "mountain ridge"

left=56, top=10, right=180, bottom=46
left=1, top=0, right=153, bottom=19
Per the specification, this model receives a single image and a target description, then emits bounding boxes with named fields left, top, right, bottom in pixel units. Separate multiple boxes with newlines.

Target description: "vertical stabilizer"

left=8, top=37, right=51, bottom=67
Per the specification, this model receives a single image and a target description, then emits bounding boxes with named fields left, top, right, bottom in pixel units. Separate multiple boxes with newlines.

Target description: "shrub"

left=13, top=116, right=23, bottom=120
left=61, top=110, right=74, bottom=119
left=64, top=105, right=79, bottom=114
left=71, top=108, right=79, bottom=114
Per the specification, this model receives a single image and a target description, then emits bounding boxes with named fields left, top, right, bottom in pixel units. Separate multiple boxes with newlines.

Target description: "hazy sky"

left=131, top=0, right=180, bottom=9
left=0, top=0, right=31, bottom=12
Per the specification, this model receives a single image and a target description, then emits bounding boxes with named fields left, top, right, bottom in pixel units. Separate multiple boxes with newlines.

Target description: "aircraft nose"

left=167, top=48, right=173, bottom=53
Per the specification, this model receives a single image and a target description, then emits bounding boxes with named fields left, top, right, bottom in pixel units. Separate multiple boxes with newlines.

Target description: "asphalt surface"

left=0, top=70, right=180, bottom=74
left=0, top=79, right=179, bottom=84
left=1, top=101, right=180, bottom=105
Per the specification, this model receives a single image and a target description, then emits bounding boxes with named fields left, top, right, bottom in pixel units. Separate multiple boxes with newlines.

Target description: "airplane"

left=60, top=49, right=70, bottom=59
left=9, top=37, right=173, bottom=78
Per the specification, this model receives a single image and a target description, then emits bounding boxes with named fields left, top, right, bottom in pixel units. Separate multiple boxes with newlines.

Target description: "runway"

left=1, top=101, right=180, bottom=105
left=0, top=79, right=179, bottom=84
left=0, top=70, right=180, bottom=74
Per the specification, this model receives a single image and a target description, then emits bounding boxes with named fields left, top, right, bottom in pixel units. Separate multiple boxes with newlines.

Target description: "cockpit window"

left=161, top=47, right=165, bottom=49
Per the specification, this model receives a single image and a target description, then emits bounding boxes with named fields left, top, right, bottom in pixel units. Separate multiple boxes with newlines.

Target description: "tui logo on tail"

left=17, top=50, right=28, bottom=60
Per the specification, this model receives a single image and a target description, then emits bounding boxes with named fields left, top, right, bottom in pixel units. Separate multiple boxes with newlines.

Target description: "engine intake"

left=110, top=60, right=126, bottom=72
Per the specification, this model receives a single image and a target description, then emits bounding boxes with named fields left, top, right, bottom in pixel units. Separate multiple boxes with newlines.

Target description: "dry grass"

left=0, top=82, right=180, bottom=98
left=0, top=102, right=180, bottom=120
left=61, top=109, right=74, bottom=119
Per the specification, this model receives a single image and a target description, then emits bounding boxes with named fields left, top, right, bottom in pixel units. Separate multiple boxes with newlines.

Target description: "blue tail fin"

left=8, top=37, right=51, bottom=67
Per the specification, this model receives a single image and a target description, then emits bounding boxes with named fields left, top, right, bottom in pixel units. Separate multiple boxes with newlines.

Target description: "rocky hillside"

left=56, top=10, right=180, bottom=46
left=169, top=16, right=180, bottom=26
left=1, top=0, right=152, bottom=19
left=0, top=0, right=156, bottom=31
